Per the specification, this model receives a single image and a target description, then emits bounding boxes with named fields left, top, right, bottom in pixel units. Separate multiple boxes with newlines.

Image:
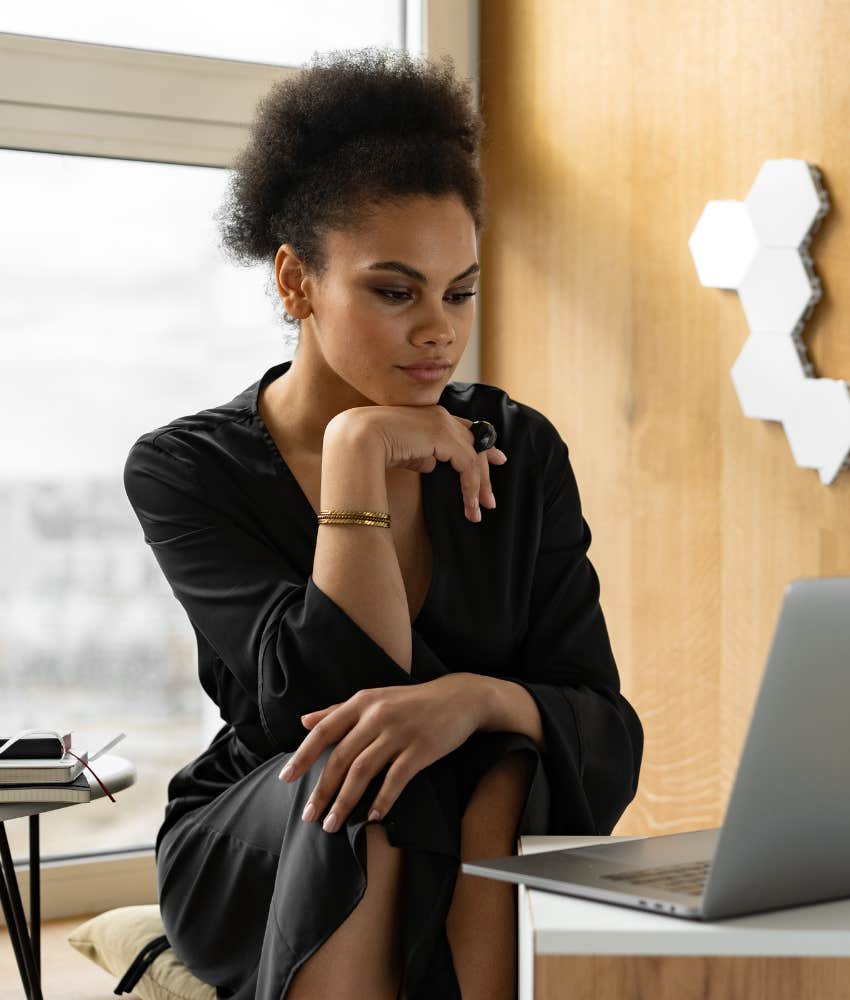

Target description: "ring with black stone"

left=470, top=419, right=497, bottom=453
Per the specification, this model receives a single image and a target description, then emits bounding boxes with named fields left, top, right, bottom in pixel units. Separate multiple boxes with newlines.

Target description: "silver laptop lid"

left=701, top=576, right=850, bottom=917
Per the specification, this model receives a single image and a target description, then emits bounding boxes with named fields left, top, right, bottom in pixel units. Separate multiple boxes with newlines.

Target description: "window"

left=0, top=0, right=404, bottom=66
left=0, top=148, right=283, bottom=860
left=0, top=0, right=478, bottom=890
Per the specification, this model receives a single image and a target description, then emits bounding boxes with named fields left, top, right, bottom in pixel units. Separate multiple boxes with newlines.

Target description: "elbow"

left=573, top=685, right=644, bottom=834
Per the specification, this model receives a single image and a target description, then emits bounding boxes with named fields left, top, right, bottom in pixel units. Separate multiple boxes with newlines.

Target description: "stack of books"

left=0, top=729, right=126, bottom=803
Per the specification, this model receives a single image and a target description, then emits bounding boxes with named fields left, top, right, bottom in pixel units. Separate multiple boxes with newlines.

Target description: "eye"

left=374, top=289, right=478, bottom=304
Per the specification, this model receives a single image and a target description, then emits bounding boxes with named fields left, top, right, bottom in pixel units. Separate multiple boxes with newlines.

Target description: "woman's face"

left=282, top=193, right=479, bottom=407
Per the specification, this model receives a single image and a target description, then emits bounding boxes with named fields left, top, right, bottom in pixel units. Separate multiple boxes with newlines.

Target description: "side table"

left=517, top=835, right=850, bottom=1000
left=0, top=754, right=136, bottom=1000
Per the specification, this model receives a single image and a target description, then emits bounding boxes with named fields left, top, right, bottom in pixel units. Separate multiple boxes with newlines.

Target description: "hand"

left=327, top=405, right=508, bottom=524
left=278, top=675, right=485, bottom=832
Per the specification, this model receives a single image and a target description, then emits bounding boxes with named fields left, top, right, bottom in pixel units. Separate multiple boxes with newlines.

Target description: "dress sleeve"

left=123, top=436, right=417, bottom=755
left=500, top=413, right=644, bottom=836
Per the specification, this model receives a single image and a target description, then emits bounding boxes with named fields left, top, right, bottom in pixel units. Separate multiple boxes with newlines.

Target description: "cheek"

left=329, top=324, right=399, bottom=386
left=337, top=290, right=395, bottom=336
left=345, top=303, right=402, bottom=354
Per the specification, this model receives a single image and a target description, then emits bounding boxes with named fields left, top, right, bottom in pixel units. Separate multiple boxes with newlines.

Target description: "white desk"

left=0, top=754, right=136, bottom=1000
left=517, top=835, right=850, bottom=1000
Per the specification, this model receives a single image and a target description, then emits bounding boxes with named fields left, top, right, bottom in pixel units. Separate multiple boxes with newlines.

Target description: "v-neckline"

left=251, top=360, right=442, bottom=628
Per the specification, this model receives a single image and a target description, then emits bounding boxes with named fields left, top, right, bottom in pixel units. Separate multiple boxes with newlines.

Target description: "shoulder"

left=125, top=376, right=262, bottom=475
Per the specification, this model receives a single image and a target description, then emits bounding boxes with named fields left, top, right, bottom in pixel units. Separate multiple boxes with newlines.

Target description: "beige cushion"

left=68, top=904, right=215, bottom=1000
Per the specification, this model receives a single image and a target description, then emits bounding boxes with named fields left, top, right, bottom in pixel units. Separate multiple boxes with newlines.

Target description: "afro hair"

left=213, top=45, right=486, bottom=343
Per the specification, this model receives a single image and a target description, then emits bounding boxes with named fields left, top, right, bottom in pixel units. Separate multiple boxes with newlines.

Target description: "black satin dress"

left=122, top=359, right=644, bottom=999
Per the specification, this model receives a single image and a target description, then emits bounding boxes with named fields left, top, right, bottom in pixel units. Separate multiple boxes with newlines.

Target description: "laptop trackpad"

left=573, top=827, right=720, bottom=866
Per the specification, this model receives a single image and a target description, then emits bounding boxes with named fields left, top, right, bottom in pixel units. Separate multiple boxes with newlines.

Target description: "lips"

left=397, top=362, right=451, bottom=370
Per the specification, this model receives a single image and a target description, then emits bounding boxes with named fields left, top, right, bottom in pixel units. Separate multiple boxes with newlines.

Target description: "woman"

left=123, top=47, right=643, bottom=1000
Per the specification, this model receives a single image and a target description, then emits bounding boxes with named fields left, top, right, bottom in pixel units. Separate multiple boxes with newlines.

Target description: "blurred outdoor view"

left=0, top=0, right=403, bottom=67
left=0, top=148, right=290, bottom=862
left=0, top=0, right=404, bottom=867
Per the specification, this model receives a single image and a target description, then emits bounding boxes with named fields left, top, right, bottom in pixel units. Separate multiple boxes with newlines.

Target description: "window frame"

left=0, top=0, right=479, bottom=924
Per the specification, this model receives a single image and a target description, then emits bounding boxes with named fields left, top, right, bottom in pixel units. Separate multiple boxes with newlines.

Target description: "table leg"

left=0, top=820, right=43, bottom=1000
left=30, top=815, right=40, bottom=980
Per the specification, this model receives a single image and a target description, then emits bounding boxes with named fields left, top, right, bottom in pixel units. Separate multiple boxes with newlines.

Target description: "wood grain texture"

left=534, top=954, right=850, bottom=1000
left=480, top=0, right=850, bottom=838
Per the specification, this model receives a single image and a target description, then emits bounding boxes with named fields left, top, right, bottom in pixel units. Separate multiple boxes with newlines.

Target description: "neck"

left=264, top=333, right=376, bottom=457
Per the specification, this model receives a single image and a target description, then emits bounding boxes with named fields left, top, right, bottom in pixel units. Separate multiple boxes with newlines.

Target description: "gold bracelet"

left=317, top=508, right=392, bottom=527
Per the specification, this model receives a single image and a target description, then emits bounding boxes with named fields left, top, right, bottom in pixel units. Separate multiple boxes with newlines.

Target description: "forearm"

left=474, top=674, right=547, bottom=753
left=312, top=419, right=412, bottom=673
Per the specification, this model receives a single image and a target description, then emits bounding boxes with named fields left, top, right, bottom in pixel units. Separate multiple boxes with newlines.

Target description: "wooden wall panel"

left=479, top=1, right=850, bottom=836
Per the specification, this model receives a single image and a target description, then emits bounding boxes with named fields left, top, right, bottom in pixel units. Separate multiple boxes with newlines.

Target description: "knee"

left=472, top=750, right=535, bottom=811
left=276, top=741, right=339, bottom=829
left=461, top=750, right=535, bottom=858
left=497, top=748, right=536, bottom=785
left=287, top=739, right=339, bottom=790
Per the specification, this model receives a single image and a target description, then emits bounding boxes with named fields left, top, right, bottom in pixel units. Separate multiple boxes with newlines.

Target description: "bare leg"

left=445, top=750, right=535, bottom=1000
left=287, top=822, right=405, bottom=1000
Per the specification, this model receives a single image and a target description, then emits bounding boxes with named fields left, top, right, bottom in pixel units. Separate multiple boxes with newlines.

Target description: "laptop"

left=462, top=576, right=850, bottom=921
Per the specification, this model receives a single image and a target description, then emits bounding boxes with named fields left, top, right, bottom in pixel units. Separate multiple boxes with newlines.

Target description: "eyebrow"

left=364, top=261, right=480, bottom=284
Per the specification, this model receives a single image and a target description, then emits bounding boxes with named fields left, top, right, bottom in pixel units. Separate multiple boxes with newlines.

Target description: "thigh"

left=155, top=752, right=291, bottom=989
left=157, top=742, right=394, bottom=997
left=285, top=822, right=405, bottom=1000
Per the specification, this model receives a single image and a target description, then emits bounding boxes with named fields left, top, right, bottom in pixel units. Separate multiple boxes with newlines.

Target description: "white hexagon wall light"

left=688, top=159, right=850, bottom=485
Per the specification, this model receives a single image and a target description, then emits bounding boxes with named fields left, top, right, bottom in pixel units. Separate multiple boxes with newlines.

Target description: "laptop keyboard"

left=601, top=859, right=711, bottom=896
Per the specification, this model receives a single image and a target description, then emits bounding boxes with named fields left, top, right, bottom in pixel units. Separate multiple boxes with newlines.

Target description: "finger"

left=302, top=702, right=342, bottom=720
left=440, top=416, right=483, bottom=522
left=305, top=731, right=382, bottom=831
left=301, top=703, right=341, bottom=729
left=457, top=447, right=482, bottom=523
left=457, top=417, right=507, bottom=464
left=454, top=416, right=504, bottom=457
left=320, top=739, right=390, bottom=833
left=478, top=452, right=496, bottom=509
left=465, top=426, right=504, bottom=517
left=280, top=713, right=344, bottom=782
left=301, top=711, right=322, bottom=729
left=367, top=749, right=417, bottom=822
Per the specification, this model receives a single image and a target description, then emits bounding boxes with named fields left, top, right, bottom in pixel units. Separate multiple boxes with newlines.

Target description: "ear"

left=275, top=243, right=313, bottom=318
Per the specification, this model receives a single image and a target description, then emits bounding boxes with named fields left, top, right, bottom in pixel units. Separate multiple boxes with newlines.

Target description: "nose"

left=414, top=298, right=457, bottom=346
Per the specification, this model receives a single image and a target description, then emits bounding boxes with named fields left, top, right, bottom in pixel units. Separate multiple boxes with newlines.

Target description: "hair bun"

left=213, top=46, right=486, bottom=336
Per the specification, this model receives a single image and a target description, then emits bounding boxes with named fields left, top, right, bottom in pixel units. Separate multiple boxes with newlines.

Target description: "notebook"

left=0, top=730, right=126, bottom=800
left=0, top=771, right=92, bottom=803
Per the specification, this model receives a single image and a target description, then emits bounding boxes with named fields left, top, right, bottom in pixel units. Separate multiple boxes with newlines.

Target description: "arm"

left=314, top=415, right=413, bottom=673
left=472, top=411, right=643, bottom=836
left=477, top=676, right=546, bottom=753
left=123, top=434, right=417, bottom=757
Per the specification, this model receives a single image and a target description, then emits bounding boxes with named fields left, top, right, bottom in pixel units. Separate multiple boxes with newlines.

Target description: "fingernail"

left=323, top=811, right=339, bottom=833
left=487, top=490, right=496, bottom=508
left=302, top=802, right=316, bottom=822
left=280, top=762, right=294, bottom=780
left=368, top=809, right=381, bottom=822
